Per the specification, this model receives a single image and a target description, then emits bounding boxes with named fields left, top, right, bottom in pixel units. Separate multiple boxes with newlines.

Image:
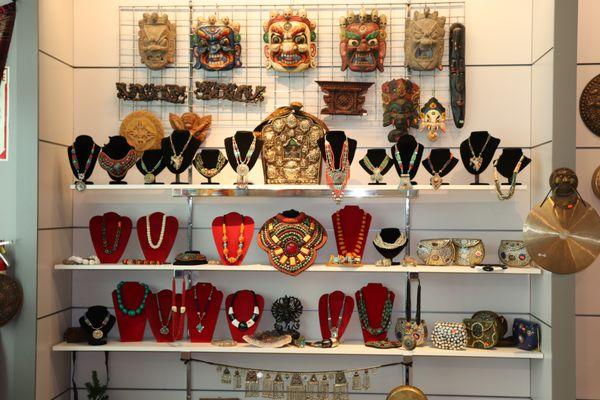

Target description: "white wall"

left=56, top=0, right=549, bottom=398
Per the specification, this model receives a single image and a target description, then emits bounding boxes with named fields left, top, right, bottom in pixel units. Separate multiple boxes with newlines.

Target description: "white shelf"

left=52, top=340, right=542, bottom=359
left=70, top=184, right=527, bottom=198
left=54, top=263, right=541, bottom=275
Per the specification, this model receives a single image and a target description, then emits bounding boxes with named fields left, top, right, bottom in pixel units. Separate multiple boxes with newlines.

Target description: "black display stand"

left=79, top=305, right=116, bottom=346
left=161, top=130, right=201, bottom=184
left=359, top=149, right=393, bottom=185
left=317, top=130, right=358, bottom=167
left=373, top=228, right=407, bottom=265
left=422, top=148, right=459, bottom=186
left=101, top=136, right=136, bottom=184
left=194, top=149, right=228, bottom=185
left=136, top=149, right=167, bottom=185
left=68, top=135, right=101, bottom=184
left=459, top=131, right=500, bottom=185
left=224, top=131, right=263, bottom=184
left=495, top=148, right=531, bottom=185
left=390, top=135, right=424, bottom=184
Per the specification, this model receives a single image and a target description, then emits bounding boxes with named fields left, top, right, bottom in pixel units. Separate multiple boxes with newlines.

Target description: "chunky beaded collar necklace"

left=357, top=288, right=393, bottom=336
left=115, top=281, right=151, bottom=317
left=227, top=291, right=260, bottom=331
left=98, top=149, right=138, bottom=178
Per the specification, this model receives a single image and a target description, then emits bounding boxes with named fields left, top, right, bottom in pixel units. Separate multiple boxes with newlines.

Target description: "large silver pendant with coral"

left=419, top=97, right=447, bottom=141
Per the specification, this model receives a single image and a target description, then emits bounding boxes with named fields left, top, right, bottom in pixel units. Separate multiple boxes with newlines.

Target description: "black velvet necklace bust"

left=422, top=148, right=459, bottom=186
left=373, top=228, right=407, bottom=265
left=224, top=131, right=263, bottom=184
left=68, top=135, right=101, bottom=185
left=459, top=131, right=500, bottom=185
left=317, top=130, right=358, bottom=168
left=359, top=149, right=393, bottom=185
left=495, top=148, right=531, bottom=185
left=390, top=134, right=424, bottom=183
left=193, top=149, right=228, bottom=184
left=79, top=305, right=116, bottom=346
left=161, top=129, right=201, bottom=183
left=100, top=136, right=137, bottom=184
left=136, top=149, right=167, bottom=185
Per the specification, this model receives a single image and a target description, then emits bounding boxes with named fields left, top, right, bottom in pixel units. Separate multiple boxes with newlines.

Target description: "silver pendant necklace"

left=155, top=293, right=173, bottom=335
left=194, top=284, right=214, bottom=333
left=232, top=135, right=257, bottom=189
left=468, top=134, right=491, bottom=172
left=169, top=132, right=193, bottom=170
left=327, top=294, right=346, bottom=341
left=140, top=156, right=162, bottom=184
left=84, top=313, right=110, bottom=340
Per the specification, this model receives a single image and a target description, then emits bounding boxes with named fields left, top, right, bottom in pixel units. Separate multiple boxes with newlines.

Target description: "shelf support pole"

left=404, top=197, right=412, bottom=257
left=181, top=352, right=193, bottom=400
left=402, top=356, right=413, bottom=386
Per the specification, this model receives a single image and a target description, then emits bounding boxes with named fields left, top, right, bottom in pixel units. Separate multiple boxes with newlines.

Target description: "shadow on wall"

left=0, top=332, right=8, bottom=400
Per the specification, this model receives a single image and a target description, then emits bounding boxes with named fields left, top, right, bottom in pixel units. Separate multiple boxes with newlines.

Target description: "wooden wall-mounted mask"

left=119, top=110, right=164, bottom=153
left=263, top=8, right=317, bottom=73
left=339, top=8, right=387, bottom=73
left=405, top=7, right=446, bottom=71
left=138, top=12, right=176, bottom=70
left=382, top=78, right=420, bottom=142
left=419, top=97, right=447, bottom=141
left=169, top=112, right=212, bottom=142
left=192, top=15, right=242, bottom=71
left=449, top=23, right=466, bottom=128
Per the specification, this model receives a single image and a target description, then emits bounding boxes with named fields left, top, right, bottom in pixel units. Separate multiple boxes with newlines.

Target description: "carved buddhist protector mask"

left=192, top=15, right=241, bottom=71
left=419, top=97, right=446, bottom=141
left=339, top=8, right=387, bottom=72
left=263, top=8, right=317, bottom=73
left=169, top=112, right=212, bottom=142
left=549, top=168, right=580, bottom=209
left=381, top=78, right=420, bottom=142
left=405, top=7, right=445, bottom=71
left=138, top=12, right=176, bottom=70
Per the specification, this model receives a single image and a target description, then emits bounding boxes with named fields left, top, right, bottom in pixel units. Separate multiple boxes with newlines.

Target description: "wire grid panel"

left=118, top=2, right=464, bottom=130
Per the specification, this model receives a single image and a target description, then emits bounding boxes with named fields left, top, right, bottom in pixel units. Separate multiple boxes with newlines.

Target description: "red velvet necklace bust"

left=185, top=282, right=223, bottom=342
left=136, top=212, right=179, bottom=263
left=212, top=213, right=254, bottom=266
left=90, top=212, right=132, bottom=263
left=225, top=290, right=265, bottom=342
left=355, top=283, right=395, bottom=342
left=318, top=290, right=354, bottom=341
left=331, top=206, right=372, bottom=259
left=146, top=288, right=179, bottom=342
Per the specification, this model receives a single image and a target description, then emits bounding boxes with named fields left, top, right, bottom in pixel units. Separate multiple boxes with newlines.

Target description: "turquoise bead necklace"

left=116, top=281, right=151, bottom=316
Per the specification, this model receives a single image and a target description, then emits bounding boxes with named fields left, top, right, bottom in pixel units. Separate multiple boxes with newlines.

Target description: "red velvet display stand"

left=185, top=282, right=223, bottom=342
left=112, top=281, right=150, bottom=342
left=331, top=206, right=372, bottom=258
left=225, top=290, right=265, bottom=342
left=212, top=213, right=254, bottom=266
left=318, top=290, right=354, bottom=341
left=136, top=212, right=179, bottom=263
left=146, top=289, right=184, bottom=343
left=354, top=283, right=395, bottom=342
left=90, top=212, right=132, bottom=263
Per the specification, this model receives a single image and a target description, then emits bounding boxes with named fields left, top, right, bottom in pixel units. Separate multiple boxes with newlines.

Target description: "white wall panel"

left=39, top=53, right=74, bottom=146
left=39, top=0, right=74, bottom=65
left=39, top=142, right=73, bottom=230
left=531, top=50, right=553, bottom=147
left=36, top=310, right=72, bottom=400
left=576, top=316, right=600, bottom=400
left=37, top=229, right=72, bottom=318
left=531, top=0, right=554, bottom=62
left=577, top=0, right=600, bottom=64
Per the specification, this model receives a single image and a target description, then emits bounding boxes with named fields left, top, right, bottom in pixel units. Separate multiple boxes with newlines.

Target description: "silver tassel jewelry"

left=318, top=374, right=329, bottom=400
left=272, top=373, right=285, bottom=399
left=362, top=370, right=370, bottom=390
left=306, top=374, right=319, bottom=400
left=234, top=369, right=242, bottom=389
left=262, top=373, right=274, bottom=399
left=245, top=370, right=260, bottom=398
left=221, top=367, right=232, bottom=384
left=287, top=373, right=306, bottom=400
left=332, top=372, right=348, bottom=400
left=351, top=372, right=361, bottom=391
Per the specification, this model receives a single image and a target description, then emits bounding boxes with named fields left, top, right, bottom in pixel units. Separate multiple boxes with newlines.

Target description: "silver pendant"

left=236, top=163, right=249, bottom=177
left=330, top=170, right=346, bottom=188
left=171, top=155, right=183, bottom=170
left=160, top=325, right=170, bottom=335
left=330, top=327, right=339, bottom=340
left=431, top=173, right=443, bottom=189
left=74, top=180, right=87, bottom=192
left=144, top=173, right=156, bottom=184
left=196, top=323, right=205, bottom=333
left=92, top=329, right=104, bottom=340
left=470, top=156, right=483, bottom=171
left=398, top=174, right=413, bottom=191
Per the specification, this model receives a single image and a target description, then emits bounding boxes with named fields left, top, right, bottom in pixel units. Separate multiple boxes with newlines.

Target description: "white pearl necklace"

left=146, top=214, right=167, bottom=250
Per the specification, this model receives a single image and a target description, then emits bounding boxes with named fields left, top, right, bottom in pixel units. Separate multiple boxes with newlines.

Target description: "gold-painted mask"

left=138, top=12, right=176, bottom=70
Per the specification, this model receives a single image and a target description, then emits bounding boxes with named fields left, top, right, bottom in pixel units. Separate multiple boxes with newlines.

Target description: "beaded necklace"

left=98, top=149, right=138, bottom=178
left=193, top=284, right=214, bottom=333
left=83, top=312, right=110, bottom=340
left=373, top=232, right=407, bottom=250
left=324, top=139, right=350, bottom=203
left=232, top=135, right=257, bottom=188
left=327, top=294, right=346, bottom=340
left=221, top=215, right=245, bottom=264
left=154, top=293, right=173, bottom=335
left=115, top=281, right=151, bottom=316
left=227, top=291, right=260, bottom=331
left=362, top=154, right=390, bottom=183
left=394, top=144, right=419, bottom=176
left=467, top=133, right=491, bottom=172
left=101, top=215, right=123, bottom=255
left=194, top=151, right=227, bottom=179
left=140, top=156, right=162, bottom=184
left=169, top=132, right=194, bottom=170
left=357, top=288, right=393, bottom=336
left=426, top=155, right=454, bottom=189
left=333, top=210, right=368, bottom=257
left=70, top=144, right=96, bottom=181
left=493, top=154, right=525, bottom=200
left=145, top=214, right=166, bottom=250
